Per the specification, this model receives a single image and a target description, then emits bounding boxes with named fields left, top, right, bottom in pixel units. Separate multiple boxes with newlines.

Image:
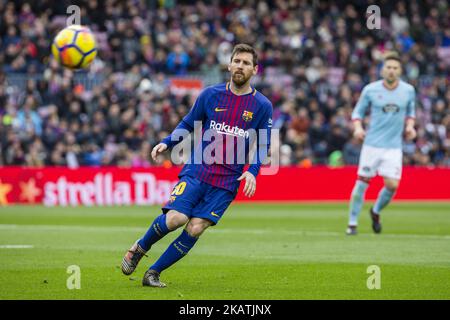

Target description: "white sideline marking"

left=0, top=224, right=145, bottom=233
left=0, top=224, right=449, bottom=240
left=212, top=229, right=450, bottom=240
left=0, top=245, right=34, bottom=249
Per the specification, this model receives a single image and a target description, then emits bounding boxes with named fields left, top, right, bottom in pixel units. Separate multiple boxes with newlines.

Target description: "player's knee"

left=384, top=179, right=399, bottom=192
left=385, top=182, right=398, bottom=192
left=165, top=211, right=189, bottom=230
left=185, top=220, right=210, bottom=238
left=186, top=225, right=204, bottom=238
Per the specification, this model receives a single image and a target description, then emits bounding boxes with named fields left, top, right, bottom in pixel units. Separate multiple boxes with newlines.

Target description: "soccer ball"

left=51, top=25, right=97, bottom=70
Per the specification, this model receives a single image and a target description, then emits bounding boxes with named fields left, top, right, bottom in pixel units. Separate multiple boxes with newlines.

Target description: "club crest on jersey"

left=382, top=104, right=400, bottom=113
left=242, top=110, right=253, bottom=122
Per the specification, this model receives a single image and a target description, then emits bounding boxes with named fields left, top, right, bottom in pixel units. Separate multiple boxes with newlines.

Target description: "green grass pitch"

left=0, top=202, right=449, bottom=300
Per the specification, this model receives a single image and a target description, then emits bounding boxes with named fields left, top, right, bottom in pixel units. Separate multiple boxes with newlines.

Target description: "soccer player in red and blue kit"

left=121, top=44, right=273, bottom=287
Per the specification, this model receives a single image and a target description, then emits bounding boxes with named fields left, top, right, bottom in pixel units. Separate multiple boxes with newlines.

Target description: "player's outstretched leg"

left=138, top=213, right=171, bottom=251
left=121, top=241, right=148, bottom=275
left=370, top=178, right=398, bottom=234
left=143, top=218, right=210, bottom=287
left=369, top=207, right=382, bottom=234
left=346, top=178, right=369, bottom=235
left=142, top=229, right=198, bottom=287
left=122, top=212, right=186, bottom=275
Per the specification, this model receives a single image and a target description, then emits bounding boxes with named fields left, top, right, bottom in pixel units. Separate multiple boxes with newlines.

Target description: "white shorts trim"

left=357, top=145, right=402, bottom=180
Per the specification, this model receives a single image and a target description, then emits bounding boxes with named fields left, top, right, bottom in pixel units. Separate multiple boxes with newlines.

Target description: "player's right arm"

left=151, top=89, right=208, bottom=161
left=352, top=119, right=365, bottom=141
left=351, top=86, right=371, bottom=142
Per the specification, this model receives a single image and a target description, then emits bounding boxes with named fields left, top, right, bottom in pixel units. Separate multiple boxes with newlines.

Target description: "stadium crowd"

left=0, top=0, right=449, bottom=168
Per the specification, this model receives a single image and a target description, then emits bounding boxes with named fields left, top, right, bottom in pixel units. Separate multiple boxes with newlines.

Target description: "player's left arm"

left=405, top=87, right=417, bottom=140
left=238, top=104, right=273, bottom=198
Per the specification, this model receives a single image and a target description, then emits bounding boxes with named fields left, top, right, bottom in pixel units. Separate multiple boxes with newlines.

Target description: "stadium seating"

left=0, top=0, right=449, bottom=167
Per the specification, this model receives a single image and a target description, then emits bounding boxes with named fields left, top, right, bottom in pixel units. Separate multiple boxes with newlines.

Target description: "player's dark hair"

left=230, top=43, right=258, bottom=67
left=383, top=51, right=401, bottom=64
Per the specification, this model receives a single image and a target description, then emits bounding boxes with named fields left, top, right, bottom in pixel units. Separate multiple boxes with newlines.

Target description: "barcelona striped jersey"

left=162, top=82, right=273, bottom=192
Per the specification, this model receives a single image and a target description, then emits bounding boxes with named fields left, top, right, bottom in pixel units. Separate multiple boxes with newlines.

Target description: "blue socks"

left=138, top=214, right=170, bottom=251
left=373, top=187, right=395, bottom=214
left=150, top=229, right=198, bottom=274
left=138, top=214, right=199, bottom=274
left=348, top=180, right=369, bottom=226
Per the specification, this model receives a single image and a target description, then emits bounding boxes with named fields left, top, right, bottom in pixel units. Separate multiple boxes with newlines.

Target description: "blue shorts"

left=162, top=175, right=237, bottom=225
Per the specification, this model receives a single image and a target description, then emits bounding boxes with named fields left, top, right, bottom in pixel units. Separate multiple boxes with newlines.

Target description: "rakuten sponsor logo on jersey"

left=210, top=120, right=250, bottom=138
left=168, top=121, right=279, bottom=174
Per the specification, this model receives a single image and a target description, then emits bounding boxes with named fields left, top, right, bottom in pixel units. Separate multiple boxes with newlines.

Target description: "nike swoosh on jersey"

left=215, top=107, right=227, bottom=112
left=210, top=212, right=220, bottom=217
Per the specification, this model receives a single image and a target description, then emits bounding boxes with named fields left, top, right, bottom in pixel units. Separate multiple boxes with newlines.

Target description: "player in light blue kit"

left=346, top=52, right=417, bottom=235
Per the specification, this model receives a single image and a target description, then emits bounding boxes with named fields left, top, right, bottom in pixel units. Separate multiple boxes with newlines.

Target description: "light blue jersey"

left=352, top=80, right=416, bottom=149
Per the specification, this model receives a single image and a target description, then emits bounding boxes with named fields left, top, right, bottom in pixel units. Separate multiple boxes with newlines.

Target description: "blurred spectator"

left=166, top=44, right=190, bottom=75
left=328, top=150, right=344, bottom=167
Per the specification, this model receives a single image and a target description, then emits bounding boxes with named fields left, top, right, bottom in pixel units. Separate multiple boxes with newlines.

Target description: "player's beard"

left=385, top=73, right=394, bottom=81
left=385, top=75, right=399, bottom=85
left=231, top=70, right=251, bottom=87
